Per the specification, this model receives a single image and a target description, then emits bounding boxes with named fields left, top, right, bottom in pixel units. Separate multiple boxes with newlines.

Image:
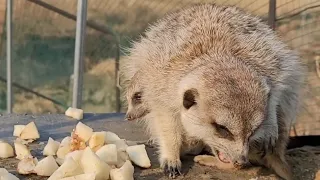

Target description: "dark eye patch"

left=212, top=122, right=234, bottom=141
left=132, top=92, right=142, bottom=105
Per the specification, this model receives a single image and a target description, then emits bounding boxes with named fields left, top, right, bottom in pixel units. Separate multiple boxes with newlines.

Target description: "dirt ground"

left=0, top=114, right=319, bottom=180
left=1, top=143, right=319, bottom=180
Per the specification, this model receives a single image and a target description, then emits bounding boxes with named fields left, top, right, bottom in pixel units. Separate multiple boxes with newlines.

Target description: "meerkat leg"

left=154, top=113, right=183, bottom=178
left=250, top=91, right=281, bottom=159
left=263, top=128, right=292, bottom=180
left=262, top=93, right=297, bottom=180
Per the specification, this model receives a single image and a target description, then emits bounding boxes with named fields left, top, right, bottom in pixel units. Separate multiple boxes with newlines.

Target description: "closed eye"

left=212, top=122, right=234, bottom=141
left=132, top=92, right=142, bottom=104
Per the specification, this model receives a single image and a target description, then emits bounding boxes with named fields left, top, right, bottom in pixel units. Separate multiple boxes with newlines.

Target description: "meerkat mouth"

left=216, top=150, right=231, bottom=164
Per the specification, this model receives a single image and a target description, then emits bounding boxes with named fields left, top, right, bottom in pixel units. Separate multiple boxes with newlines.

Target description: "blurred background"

left=0, top=0, right=319, bottom=135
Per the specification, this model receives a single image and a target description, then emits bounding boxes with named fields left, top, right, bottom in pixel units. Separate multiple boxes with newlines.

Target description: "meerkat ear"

left=183, top=88, right=198, bottom=109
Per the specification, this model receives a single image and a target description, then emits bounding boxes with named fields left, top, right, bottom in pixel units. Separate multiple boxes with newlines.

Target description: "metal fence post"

left=6, top=0, right=13, bottom=113
left=268, top=0, right=276, bottom=30
left=72, top=0, right=87, bottom=109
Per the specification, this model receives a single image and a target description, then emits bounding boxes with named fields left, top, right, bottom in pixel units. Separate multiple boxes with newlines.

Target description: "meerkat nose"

left=234, top=155, right=249, bottom=168
left=125, top=114, right=132, bottom=121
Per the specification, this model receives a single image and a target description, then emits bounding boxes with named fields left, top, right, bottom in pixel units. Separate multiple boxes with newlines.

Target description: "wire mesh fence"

left=0, top=0, right=319, bottom=127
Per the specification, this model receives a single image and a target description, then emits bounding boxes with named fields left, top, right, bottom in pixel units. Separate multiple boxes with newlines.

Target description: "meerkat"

left=121, top=4, right=304, bottom=180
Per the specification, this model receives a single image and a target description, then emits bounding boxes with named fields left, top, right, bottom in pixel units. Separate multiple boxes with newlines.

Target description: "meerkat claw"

left=164, top=164, right=182, bottom=179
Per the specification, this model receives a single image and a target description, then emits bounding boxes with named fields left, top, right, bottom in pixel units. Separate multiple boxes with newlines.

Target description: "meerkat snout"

left=125, top=91, right=150, bottom=121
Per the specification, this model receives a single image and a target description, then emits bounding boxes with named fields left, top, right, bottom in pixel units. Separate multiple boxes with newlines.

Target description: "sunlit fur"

left=121, top=4, right=305, bottom=180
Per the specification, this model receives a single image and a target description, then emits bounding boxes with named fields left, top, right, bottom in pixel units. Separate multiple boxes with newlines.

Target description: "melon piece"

left=43, top=137, right=60, bottom=156
left=57, top=137, right=72, bottom=159
left=104, top=131, right=121, bottom=144
left=65, top=107, right=84, bottom=120
left=48, top=157, right=83, bottom=180
left=65, top=150, right=84, bottom=164
left=80, top=147, right=111, bottom=180
left=17, top=156, right=38, bottom=175
left=96, top=144, right=118, bottom=165
left=0, top=141, right=14, bottom=158
left=126, top=144, right=151, bottom=168
left=14, top=138, right=34, bottom=145
left=114, top=139, right=128, bottom=151
left=61, top=136, right=72, bottom=147
left=110, top=160, right=134, bottom=180
left=14, top=142, right=32, bottom=160
left=71, top=131, right=86, bottom=151
left=116, top=150, right=129, bottom=168
left=74, top=122, right=93, bottom=142
left=13, top=125, right=25, bottom=137
left=0, top=168, right=19, bottom=180
left=56, top=158, right=64, bottom=166
left=89, top=132, right=105, bottom=152
left=57, top=146, right=72, bottom=160
left=34, top=156, right=59, bottom=176
left=60, top=173, right=96, bottom=180
left=20, top=121, right=40, bottom=140
left=125, top=140, right=138, bottom=146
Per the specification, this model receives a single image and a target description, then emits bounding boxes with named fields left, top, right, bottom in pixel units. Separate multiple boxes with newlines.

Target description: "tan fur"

left=121, top=4, right=305, bottom=180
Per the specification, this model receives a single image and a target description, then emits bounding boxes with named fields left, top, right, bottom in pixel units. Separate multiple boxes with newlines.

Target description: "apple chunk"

left=74, top=122, right=93, bottom=142
left=126, top=144, right=151, bottom=168
left=88, top=131, right=105, bottom=152
left=34, top=156, right=59, bottom=176
left=110, top=160, right=134, bottom=180
left=48, top=157, right=83, bottom=180
left=13, top=125, right=25, bottom=137
left=96, top=144, right=117, bottom=165
left=17, top=156, right=38, bottom=175
left=14, top=142, right=32, bottom=160
left=65, top=107, right=84, bottom=120
left=80, top=147, right=111, bottom=180
left=19, top=121, right=40, bottom=140
left=43, top=137, right=60, bottom=156
left=0, top=141, right=14, bottom=158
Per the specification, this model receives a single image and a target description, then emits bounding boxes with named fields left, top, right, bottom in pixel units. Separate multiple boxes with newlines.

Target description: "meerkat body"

left=122, top=4, right=304, bottom=180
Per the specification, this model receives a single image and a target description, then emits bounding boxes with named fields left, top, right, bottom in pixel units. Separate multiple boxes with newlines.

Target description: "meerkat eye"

left=132, top=92, right=142, bottom=104
left=212, top=122, right=234, bottom=141
left=183, top=89, right=198, bottom=109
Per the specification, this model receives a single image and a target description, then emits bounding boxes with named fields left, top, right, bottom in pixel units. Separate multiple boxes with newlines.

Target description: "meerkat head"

left=178, top=63, right=270, bottom=168
left=125, top=73, right=150, bottom=121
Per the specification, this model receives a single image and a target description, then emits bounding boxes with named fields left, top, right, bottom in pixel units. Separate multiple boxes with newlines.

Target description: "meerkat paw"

left=160, top=157, right=182, bottom=179
left=250, top=125, right=278, bottom=156
left=262, top=129, right=278, bottom=155
left=146, top=138, right=156, bottom=147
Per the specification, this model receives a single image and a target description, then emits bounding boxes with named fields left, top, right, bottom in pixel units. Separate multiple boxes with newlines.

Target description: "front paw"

left=160, top=157, right=182, bottom=179
left=250, top=126, right=278, bottom=157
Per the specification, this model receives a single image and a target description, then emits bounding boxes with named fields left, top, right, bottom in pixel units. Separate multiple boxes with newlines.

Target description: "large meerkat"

left=121, top=4, right=304, bottom=180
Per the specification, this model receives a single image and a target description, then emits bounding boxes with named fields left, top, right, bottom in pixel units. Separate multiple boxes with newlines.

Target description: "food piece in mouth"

left=194, top=155, right=234, bottom=170
left=216, top=151, right=231, bottom=164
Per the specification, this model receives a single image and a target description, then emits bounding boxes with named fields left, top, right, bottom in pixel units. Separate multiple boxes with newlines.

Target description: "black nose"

left=125, top=114, right=132, bottom=121
left=234, top=155, right=249, bottom=168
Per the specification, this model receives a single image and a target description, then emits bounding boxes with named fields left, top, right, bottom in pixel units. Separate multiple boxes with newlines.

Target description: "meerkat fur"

left=121, top=4, right=305, bottom=180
